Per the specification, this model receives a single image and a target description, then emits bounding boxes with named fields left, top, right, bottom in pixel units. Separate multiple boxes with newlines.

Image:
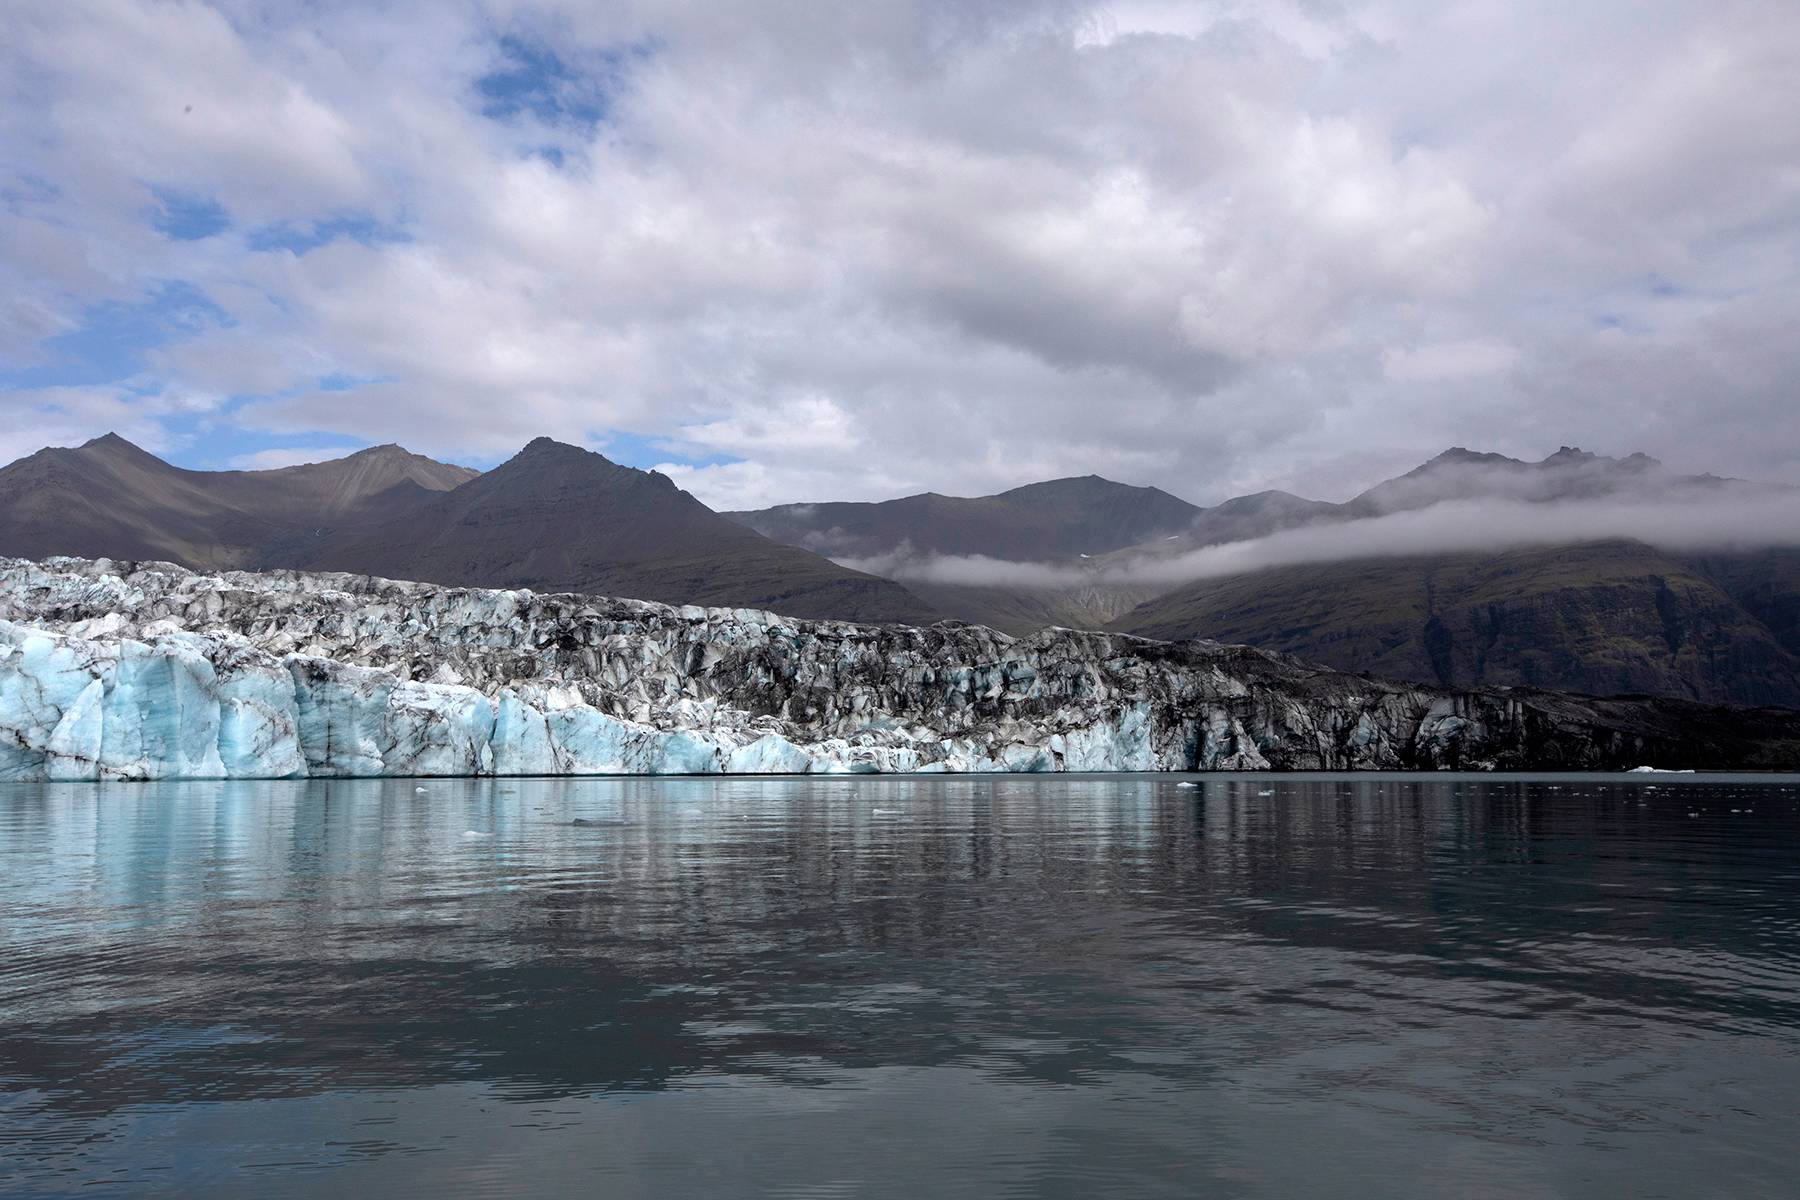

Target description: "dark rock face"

left=1112, top=542, right=1800, bottom=710
left=3, top=558, right=1795, bottom=779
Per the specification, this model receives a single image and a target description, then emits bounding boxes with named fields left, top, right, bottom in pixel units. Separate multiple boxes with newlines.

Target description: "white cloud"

left=0, top=385, right=196, bottom=464
left=1383, top=339, right=1518, bottom=382
left=224, top=445, right=362, bottom=470
left=3, top=0, right=1799, bottom=506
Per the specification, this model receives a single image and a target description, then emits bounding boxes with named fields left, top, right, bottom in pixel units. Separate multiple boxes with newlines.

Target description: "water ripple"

left=1, top=774, right=1798, bottom=1197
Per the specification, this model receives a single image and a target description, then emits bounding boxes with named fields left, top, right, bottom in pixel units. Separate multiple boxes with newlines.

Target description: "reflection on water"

left=2, top=774, right=1798, bottom=1198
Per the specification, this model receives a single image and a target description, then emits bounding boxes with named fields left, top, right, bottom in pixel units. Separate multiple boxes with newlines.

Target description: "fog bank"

left=837, top=491, right=1800, bottom=592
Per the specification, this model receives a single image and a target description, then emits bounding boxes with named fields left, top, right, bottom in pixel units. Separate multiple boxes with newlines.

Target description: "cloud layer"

left=839, top=488, right=1800, bottom=592
left=4, top=0, right=1798, bottom=504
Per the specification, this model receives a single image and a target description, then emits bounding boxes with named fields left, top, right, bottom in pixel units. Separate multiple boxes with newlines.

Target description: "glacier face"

left=0, top=556, right=1776, bottom=780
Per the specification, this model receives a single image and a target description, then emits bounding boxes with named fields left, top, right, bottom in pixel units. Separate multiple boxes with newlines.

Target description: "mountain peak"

left=75, top=432, right=165, bottom=462
left=1425, top=447, right=1519, bottom=469
left=510, top=436, right=620, bottom=467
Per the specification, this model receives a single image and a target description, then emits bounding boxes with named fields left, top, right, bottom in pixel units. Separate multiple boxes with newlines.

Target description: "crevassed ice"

left=0, top=619, right=1188, bottom=780
left=0, top=556, right=1567, bottom=780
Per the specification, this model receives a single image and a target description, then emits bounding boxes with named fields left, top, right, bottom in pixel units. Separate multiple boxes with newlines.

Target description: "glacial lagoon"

left=3, top=773, right=1799, bottom=1198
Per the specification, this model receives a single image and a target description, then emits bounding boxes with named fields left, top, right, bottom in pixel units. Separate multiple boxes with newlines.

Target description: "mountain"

left=727, top=475, right=1202, bottom=561
left=726, top=445, right=1800, bottom=707
left=1109, top=540, right=1800, bottom=708
left=1342, top=445, right=1757, bottom=516
left=1100, top=489, right=1343, bottom=564
left=1692, top=550, right=1800, bottom=662
left=1100, top=449, right=1800, bottom=706
left=0, top=434, right=475, bottom=569
left=732, top=449, right=1747, bottom=637
left=726, top=474, right=1203, bottom=634
left=0, top=434, right=940, bottom=625
left=218, top=442, right=480, bottom=516
left=9, top=435, right=1795, bottom=704
left=285, top=438, right=941, bottom=623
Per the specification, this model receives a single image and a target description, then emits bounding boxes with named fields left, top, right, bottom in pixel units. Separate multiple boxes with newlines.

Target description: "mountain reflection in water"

left=3, top=774, right=1798, bottom=1198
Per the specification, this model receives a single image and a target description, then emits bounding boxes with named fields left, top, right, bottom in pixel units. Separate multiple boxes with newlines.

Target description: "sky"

left=3, top=0, right=1798, bottom=510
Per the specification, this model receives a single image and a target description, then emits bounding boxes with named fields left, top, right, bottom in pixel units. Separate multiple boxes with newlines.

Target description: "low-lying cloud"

left=839, top=489, right=1800, bottom=594
left=837, top=545, right=1089, bottom=589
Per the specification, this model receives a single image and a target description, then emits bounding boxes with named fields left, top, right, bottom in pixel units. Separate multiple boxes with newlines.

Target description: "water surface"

left=3, top=773, right=1798, bottom=1198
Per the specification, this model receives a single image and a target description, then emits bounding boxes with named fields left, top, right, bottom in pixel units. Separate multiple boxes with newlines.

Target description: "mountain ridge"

left=288, top=436, right=942, bottom=623
left=5, top=434, right=1797, bottom=705
left=726, top=445, right=1800, bottom=707
left=727, top=474, right=1203, bottom=562
left=0, top=434, right=942, bottom=625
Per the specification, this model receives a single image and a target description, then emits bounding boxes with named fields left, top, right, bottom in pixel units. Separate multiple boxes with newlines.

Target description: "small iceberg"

left=1175, top=781, right=1198, bottom=789
left=1628, top=766, right=1696, bottom=774
left=461, top=830, right=492, bottom=839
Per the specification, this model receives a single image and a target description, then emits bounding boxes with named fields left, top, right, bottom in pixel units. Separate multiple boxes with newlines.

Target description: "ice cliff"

left=0, top=557, right=1791, bottom=780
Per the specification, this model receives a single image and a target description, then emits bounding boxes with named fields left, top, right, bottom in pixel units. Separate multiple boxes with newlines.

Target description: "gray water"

left=2, top=774, right=1799, bottom=1199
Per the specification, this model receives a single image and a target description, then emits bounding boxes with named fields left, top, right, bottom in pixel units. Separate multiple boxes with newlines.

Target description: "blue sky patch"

left=248, top=215, right=409, bottom=255
left=0, top=281, right=231, bottom=390
left=476, top=34, right=652, bottom=131
left=150, top=188, right=230, bottom=241
left=156, top=411, right=372, bottom=471
left=599, top=430, right=742, bottom=472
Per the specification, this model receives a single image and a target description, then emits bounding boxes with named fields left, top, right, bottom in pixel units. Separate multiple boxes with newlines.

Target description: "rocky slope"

left=0, top=434, right=476, bottom=569
left=728, top=475, right=1201, bottom=561
left=1110, top=541, right=1800, bottom=709
left=0, top=435, right=940, bottom=626
left=288, top=438, right=941, bottom=624
left=3, top=557, right=1794, bottom=781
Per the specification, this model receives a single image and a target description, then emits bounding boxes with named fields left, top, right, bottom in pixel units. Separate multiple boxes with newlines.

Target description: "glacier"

left=0, top=556, right=1787, bottom=780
